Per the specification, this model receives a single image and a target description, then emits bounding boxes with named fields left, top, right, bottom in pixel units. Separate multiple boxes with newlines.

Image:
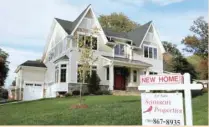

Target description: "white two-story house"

left=14, top=4, right=165, bottom=101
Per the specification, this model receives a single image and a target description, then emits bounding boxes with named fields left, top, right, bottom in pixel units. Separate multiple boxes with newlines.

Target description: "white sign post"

left=138, top=73, right=203, bottom=126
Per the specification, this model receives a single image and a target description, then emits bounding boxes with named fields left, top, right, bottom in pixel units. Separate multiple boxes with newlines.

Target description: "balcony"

left=47, top=37, right=71, bottom=62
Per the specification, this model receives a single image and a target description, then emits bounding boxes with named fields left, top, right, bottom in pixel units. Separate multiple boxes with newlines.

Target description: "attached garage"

left=15, top=60, right=47, bottom=101
left=23, top=82, right=44, bottom=101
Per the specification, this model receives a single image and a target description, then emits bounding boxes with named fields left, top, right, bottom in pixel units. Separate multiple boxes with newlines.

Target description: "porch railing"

left=47, top=37, right=71, bottom=62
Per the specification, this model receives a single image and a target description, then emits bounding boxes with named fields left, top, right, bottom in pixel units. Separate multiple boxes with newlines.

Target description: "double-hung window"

left=60, top=64, right=67, bottom=82
left=106, top=67, right=109, bottom=80
left=133, top=70, right=137, bottom=82
left=78, top=34, right=97, bottom=50
left=149, top=72, right=158, bottom=75
left=114, top=44, right=124, bottom=56
left=55, top=64, right=67, bottom=83
left=77, top=65, right=97, bottom=83
left=144, top=45, right=157, bottom=59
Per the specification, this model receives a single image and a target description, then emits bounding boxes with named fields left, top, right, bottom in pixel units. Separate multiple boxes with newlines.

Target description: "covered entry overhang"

left=102, top=56, right=152, bottom=68
left=102, top=56, right=152, bottom=91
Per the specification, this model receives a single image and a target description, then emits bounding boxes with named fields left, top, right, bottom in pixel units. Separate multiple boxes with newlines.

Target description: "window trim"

left=114, top=43, right=126, bottom=57
left=77, top=32, right=98, bottom=50
left=60, top=64, right=67, bottom=83
left=143, top=44, right=158, bottom=59
left=133, top=70, right=137, bottom=83
left=77, top=63, right=98, bottom=83
left=55, top=62, right=68, bottom=83
left=106, top=67, right=109, bottom=80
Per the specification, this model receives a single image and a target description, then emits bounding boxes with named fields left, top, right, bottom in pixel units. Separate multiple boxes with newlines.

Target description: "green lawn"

left=0, top=93, right=208, bottom=125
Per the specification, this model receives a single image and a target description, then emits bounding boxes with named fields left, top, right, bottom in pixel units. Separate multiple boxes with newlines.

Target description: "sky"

left=0, top=0, right=208, bottom=88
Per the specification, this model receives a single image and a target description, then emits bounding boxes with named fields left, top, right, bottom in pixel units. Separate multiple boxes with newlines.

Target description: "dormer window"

left=144, top=45, right=157, bottom=59
left=114, top=44, right=124, bottom=56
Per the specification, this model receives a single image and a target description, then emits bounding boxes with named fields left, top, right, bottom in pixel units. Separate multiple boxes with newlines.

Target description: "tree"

left=87, top=71, right=101, bottom=94
left=98, top=12, right=140, bottom=32
left=75, top=27, right=99, bottom=104
left=162, top=41, right=197, bottom=80
left=182, top=17, right=208, bottom=79
left=182, top=17, right=208, bottom=59
left=162, top=41, right=181, bottom=72
left=0, top=48, right=9, bottom=87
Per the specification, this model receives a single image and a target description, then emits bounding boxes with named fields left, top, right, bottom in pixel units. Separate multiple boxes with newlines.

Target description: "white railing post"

left=184, top=73, right=193, bottom=126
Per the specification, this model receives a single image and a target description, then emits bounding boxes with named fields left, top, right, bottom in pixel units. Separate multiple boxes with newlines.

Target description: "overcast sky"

left=0, top=0, right=208, bottom=88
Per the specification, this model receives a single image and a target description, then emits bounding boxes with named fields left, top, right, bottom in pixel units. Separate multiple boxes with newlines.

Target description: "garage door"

left=23, top=83, right=43, bottom=101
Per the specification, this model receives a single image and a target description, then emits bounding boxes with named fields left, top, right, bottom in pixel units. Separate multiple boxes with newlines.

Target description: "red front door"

left=114, top=70, right=125, bottom=90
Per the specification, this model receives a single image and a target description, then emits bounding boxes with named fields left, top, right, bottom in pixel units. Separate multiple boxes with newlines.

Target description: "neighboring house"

left=14, top=4, right=165, bottom=101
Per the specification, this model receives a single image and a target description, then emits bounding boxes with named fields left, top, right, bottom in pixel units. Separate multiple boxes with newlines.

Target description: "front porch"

left=102, top=56, right=152, bottom=91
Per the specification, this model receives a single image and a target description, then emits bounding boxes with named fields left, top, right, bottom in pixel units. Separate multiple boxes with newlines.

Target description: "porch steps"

left=112, top=90, right=139, bottom=96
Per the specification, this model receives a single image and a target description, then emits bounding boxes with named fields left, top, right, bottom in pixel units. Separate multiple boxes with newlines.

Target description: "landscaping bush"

left=94, top=90, right=111, bottom=95
left=202, top=87, right=208, bottom=93
left=94, top=90, right=103, bottom=95
left=101, top=90, right=112, bottom=95
left=65, top=93, right=72, bottom=97
left=83, top=92, right=90, bottom=96
left=0, top=88, right=8, bottom=99
left=72, top=90, right=80, bottom=96
left=87, top=71, right=101, bottom=94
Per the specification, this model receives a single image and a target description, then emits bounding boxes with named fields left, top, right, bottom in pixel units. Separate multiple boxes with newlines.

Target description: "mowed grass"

left=0, top=93, right=208, bottom=125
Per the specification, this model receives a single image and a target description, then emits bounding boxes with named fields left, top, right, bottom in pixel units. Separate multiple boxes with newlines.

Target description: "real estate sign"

left=138, top=73, right=203, bottom=126
left=140, top=74, right=183, bottom=85
left=141, top=93, right=184, bottom=126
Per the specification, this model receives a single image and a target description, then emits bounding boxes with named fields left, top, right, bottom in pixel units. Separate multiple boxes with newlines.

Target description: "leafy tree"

left=0, top=48, right=9, bottom=87
left=87, top=71, right=101, bottom=94
left=182, top=17, right=208, bottom=79
left=182, top=17, right=208, bottom=59
left=162, top=41, right=197, bottom=80
left=98, top=12, right=140, bottom=32
left=162, top=41, right=181, bottom=72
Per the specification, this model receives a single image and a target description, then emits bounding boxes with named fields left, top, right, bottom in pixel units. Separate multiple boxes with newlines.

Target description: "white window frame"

left=143, top=44, right=158, bottom=59
left=114, top=43, right=125, bottom=57
left=106, top=67, right=109, bottom=80
left=133, top=70, right=138, bottom=83
left=76, top=63, right=97, bottom=83
left=55, top=61, right=68, bottom=83
left=77, top=31, right=98, bottom=50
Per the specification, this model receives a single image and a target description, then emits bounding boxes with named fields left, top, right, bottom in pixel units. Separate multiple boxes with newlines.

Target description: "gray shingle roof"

left=55, top=18, right=73, bottom=34
left=55, top=4, right=152, bottom=47
left=103, top=28, right=130, bottom=39
left=127, top=21, right=152, bottom=47
left=55, top=4, right=91, bottom=35
left=20, top=60, right=46, bottom=68
left=103, top=56, right=152, bottom=67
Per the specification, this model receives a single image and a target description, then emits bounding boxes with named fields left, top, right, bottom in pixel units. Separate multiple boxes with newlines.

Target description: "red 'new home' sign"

left=140, top=74, right=183, bottom=85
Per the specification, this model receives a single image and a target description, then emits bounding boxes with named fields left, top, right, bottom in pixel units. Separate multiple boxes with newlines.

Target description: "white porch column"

left=109, top=64, right=114, bottom=90
left=145, top=68, right=149, bottom=75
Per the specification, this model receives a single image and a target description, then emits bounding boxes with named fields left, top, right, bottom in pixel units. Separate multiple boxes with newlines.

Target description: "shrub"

left=87, top=71, right=101, bottom=94
left=83, top=92, right=90, bottom=96
left=94, top=90, right=111, bottom=95
left=72, top=90, right=80, bottom=96
left=202, top=87, right=208, bottom=93
left=0, top=88, right=8, bottom=99
left=94, top=90, right=103, bottom=95
left=65, top=93, right=72, bottom=97
left=101, top=90, right=112, bottom=95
